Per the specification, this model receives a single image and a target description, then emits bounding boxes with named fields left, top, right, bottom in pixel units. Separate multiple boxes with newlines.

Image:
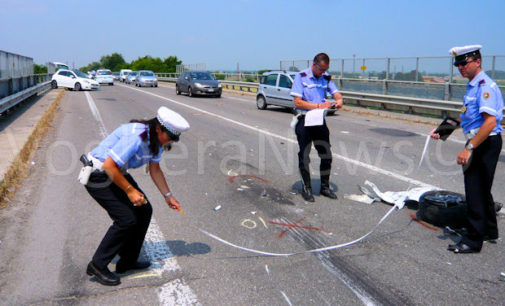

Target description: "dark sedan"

left=176, top=71, right=222, bottom=98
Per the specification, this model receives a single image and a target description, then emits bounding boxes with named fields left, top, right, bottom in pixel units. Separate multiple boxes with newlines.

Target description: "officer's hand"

left=429, top=128, right=440, bottom=140
left=320, top=101, right=333, bottom=109
left=333, top=100, right=343, bottom=109
left=457, top=148, right=472, bottom=165
left=165, top=195, right=181, bottom=210
left=127, top=188, right=147, bottom=206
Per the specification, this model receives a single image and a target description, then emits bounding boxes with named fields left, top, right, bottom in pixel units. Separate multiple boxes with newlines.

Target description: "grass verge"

left=0, top=89, right=64, bottom=207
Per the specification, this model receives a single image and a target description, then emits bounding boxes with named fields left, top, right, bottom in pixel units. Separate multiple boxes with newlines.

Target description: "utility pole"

left=237, top=62, right=240, bottom=81
left=353, top=54, right=356, bottom=75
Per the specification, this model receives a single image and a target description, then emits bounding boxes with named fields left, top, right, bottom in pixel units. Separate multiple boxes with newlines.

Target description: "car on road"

left=51, top=69, right=99, bottom=91
left=95, top=69, right=114, bottom=85
left=126, top=71, right=138, bottom=84
left=256, top=70, right=336, bottom=114
left=176, top=71, right=222, bottom=97
left=112, top=72, right=120, bottom=81
left=136, top=70, right=158, bottom=87
left=120, top=69, right=132, bottom=83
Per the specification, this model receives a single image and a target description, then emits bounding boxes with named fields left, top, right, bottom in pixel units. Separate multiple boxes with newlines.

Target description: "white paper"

left=304, top=109, right=325, bottom=126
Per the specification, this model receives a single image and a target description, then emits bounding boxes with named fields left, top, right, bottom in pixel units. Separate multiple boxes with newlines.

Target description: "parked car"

left=136, top=70, right=158, bottom=87
left=95, top=69, right=114, bottom=85
left=256, top=70, right=336, bottom=114
left=51, top=69, right=99, bottom=91
left=120, top=69, right=132, bottom=83
left=126, top=71, right=138, bottom=84
left=112, top=72, right=120, bottom=80
left=176, top=71, right=221, bottom=97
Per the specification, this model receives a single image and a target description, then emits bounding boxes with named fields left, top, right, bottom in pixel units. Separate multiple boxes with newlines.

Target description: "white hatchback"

left=95, top=69, right=114, bottom=85
left=51, top=69, right=99, bottom=91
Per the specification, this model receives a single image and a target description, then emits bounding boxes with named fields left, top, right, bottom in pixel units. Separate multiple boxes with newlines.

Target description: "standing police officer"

left=431, top=45, right=503, bottom=253
left=290, top=53, right=343, bottom=202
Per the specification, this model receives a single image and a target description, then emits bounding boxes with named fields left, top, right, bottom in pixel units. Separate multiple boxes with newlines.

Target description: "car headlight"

left=194, top=82, right=202, bottom=87
left=218, top=83, right=222, bottom=88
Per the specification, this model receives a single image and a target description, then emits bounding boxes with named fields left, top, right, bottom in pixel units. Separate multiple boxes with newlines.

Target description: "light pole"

left=353, top=54, right=356, bottom=75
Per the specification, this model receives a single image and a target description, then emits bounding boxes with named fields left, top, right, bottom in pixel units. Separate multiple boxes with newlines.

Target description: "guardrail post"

left=444, top=82, right=451, bottom=101
left=340, top=59, right=344, bottom=78
left=382, top=79, right=388, bottom=95
left=415, top=57, right=419, bottom=82
left=386, top=58, right=390, bottom=80
left=449, top=57, right=454, bottom=83
left=492, top=56, right=496, bottom=79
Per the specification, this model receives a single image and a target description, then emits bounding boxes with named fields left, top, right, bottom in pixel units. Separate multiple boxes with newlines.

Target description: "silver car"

left=126, top=71, right=138, bottom=84
left=176, top=71, right=222, bottom=98
left=256, top=70, right=336, bottom=114
left=136, top=70, right=158, bottom=87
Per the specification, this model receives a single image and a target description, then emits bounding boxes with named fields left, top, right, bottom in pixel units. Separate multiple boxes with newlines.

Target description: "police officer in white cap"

left=83, top=106, right=190, bottom=285
left=431, top=45, right=503, bottom=253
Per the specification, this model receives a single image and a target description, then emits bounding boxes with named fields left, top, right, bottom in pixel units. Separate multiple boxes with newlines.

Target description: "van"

left=120, top=69, right=132, bottom=83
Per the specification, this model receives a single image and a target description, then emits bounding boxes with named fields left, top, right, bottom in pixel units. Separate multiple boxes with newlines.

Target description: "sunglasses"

left=314, top=62, right=328, bottom=73
left=454, top=59, right=475, bottom=67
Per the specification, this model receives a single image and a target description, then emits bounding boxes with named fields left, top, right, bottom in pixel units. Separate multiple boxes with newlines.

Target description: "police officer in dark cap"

left=290, top=53, right=343, bottom=202
left=431, top=45, right=503, bottom=253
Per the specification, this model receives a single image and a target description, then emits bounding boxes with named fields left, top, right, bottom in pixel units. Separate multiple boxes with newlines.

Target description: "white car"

left=95, top=69, right=114, bottom=85
left=51, top=69, right=99, bottom=91
left=120, top=69, right=132, bottom=83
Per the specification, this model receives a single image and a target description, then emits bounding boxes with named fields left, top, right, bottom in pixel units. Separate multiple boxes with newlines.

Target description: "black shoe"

left=86, top=262, right=120, bottom=286
left=448, top=242, right=480, bottom=254
left=320, top=187, right=337, bottom=199
left=116, top=260, right=151, bottom=274
left=484, top=234, right=498, bottom=243
left=301, top=186, right=315, bottom=202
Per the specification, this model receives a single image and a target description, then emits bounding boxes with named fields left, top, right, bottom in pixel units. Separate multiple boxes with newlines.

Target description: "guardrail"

left=156, top=74, right=505, bottom=118
left=0, top=80, right=51, bottom=114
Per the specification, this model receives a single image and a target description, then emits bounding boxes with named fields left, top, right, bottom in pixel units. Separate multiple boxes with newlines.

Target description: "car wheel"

left=176, top=86, right=181, bottom=95
left=256, top=95, right=267, bottom=110
left=110, top=83, right=113, bottom=86
left=51, top=80, right=58, bottom=89
left=154, top=84, right=158, bottom=87
left=188, top=87, right=193, bottom=97
left=74, top=83, right=81, bottom=91
left=215, top=94, right=221, bottom=98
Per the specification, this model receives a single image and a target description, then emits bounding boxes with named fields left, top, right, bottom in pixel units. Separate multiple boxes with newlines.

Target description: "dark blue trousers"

left=85, top=173, right=152, bottom=269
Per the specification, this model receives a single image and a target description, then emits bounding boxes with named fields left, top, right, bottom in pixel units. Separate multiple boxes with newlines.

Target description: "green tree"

left=163, top=56, right=182, bottom=72
left=100, top=53, right=126, bottom=72
left=33, top=63, right=47, bottom=74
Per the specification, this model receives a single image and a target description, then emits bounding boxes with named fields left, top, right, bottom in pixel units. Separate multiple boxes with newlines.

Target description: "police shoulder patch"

left=483, top=92, right=490, bottom=99
left=300, top=72, right=307, bottom=77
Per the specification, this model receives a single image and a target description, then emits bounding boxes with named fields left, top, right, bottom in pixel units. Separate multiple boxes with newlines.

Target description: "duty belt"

left=464, top=128, right=499, bottom=140
left=87, top=153, right=128, bottom=174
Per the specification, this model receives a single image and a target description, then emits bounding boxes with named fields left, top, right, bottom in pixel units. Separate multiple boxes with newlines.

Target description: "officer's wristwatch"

left=164, top=192, right=172, bottom=198
left=466, top=143, right=474, bottom=150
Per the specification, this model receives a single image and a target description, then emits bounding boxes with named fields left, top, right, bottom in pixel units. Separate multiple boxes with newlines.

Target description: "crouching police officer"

left=431, top=45, right=503, bottom=253
left=83, top=106, right=189, bottom=285
left=290, top=53, right=343, bottom=202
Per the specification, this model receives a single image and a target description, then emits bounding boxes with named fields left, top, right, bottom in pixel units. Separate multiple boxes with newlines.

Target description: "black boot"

left=300, top=169, right=315, bottom=202
left=320, top=175, right=337, bottom=199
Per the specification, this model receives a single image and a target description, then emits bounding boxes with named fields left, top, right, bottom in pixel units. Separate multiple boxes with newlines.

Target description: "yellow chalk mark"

left=179, top=209, right=185, bottom=217
left=258, top=216, right=268, bottom=229
left=125, top=271, right=162, bottom=280
left=241, top=219, right=257, bottom=229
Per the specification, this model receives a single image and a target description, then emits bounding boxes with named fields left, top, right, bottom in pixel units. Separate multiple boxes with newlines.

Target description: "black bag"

left=417, top=190, right=502, bottom=228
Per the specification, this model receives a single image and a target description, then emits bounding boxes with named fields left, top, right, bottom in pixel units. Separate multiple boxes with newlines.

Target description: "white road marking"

left=84, top=91, right=200, bottom=305
left=280, top=291, right=293, bottom=306
left=119, top=84, right=438, bottom=189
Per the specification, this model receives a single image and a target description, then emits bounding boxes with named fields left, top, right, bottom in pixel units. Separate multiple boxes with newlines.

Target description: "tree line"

left=79, top=53, right=182, bottom=73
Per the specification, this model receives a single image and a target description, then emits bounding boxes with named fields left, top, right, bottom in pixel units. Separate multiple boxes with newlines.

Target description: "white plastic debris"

left=214, top=205, right=221, bottom=211
left=500, top=272, right=505, bottom=281
left=31, top=161, right=35, bottom=165
left=251, top=211, right=256, bottom=215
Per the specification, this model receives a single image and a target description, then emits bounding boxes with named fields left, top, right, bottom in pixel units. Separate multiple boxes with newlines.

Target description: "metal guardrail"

left=0, top=81, right=51, bottom=114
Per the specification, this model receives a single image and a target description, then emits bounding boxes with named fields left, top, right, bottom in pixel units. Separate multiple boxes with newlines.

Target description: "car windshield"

left=190, top=72, right=214, bottom=80
left=129, top=72, right=138, bottom=76
left=113, top=72, right=119, bottom=76
left=140, top=71, right=154, bottom=76
left=73, top=70, right=89, bottom=79
left=98, top=70, right=112, bottom=75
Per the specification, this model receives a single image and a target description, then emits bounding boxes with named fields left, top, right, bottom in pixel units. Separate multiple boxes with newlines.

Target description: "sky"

left=1, top=0, right=505, bottom=71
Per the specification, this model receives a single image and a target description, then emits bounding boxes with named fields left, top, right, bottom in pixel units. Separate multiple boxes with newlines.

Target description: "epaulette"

left=478, top=79, right=486, bottom=86
left=300, top=72, right=307, bottom=77
left=323, top=75, right=331, bottom=81
left=140, top=130, right=148, bottom=142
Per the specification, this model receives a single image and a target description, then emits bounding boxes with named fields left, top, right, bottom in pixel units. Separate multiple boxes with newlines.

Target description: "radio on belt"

left=78, top=154, right=94, bottom=185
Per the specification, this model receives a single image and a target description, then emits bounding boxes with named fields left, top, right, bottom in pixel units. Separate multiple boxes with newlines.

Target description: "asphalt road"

left=0, top=82, right=504, bottom=305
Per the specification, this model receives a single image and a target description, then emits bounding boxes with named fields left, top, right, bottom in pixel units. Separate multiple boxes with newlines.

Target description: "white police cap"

left=157, top=106, right=190, bottom=136
left=449, top=45, right=482, bottom=66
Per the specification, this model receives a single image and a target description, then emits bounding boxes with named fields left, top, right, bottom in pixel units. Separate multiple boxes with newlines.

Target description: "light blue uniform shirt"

left=290, top=68, right=339, bottom=109
left=460, top=71, right=503, bottom=134
left=90, top=123, right=162, bottom=169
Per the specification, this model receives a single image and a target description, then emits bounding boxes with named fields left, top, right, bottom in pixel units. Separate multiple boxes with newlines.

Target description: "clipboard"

left=434, top=116, right=460, bottom=141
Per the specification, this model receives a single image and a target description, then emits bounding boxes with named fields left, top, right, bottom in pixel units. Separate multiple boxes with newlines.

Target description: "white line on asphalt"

left=119, top=84, right=438, bottom=189
left=280, top=291, right=293, bottom=306
left=84, top=91, right=200, bottom=305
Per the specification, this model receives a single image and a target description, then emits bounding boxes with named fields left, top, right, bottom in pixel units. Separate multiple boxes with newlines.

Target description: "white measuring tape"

left=200, top=205, right=398, bottom=257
